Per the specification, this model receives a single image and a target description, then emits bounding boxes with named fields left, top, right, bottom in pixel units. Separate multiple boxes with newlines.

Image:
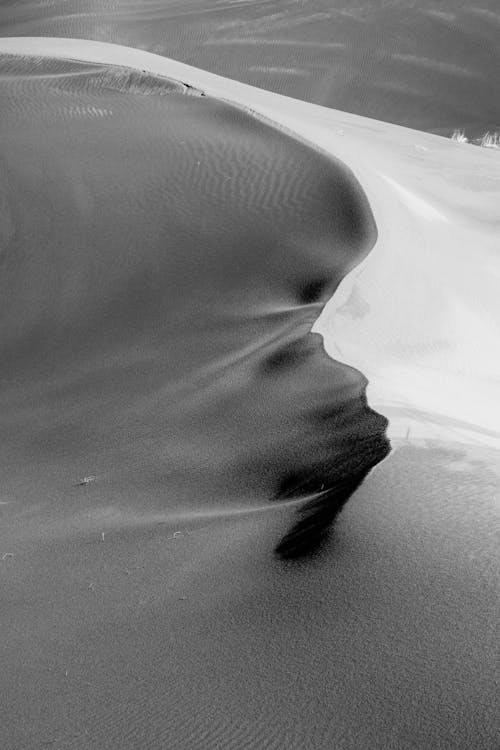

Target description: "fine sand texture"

left=0, top=1, right=499, bottom=138
left=1, top=39, right=499, bottom=750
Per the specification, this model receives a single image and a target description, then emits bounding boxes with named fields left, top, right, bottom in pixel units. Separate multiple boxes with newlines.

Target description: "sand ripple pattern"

left=0, top=53, right=374, bottom=350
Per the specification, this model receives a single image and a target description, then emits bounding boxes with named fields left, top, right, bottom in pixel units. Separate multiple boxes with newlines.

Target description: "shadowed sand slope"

left=0, top=40, right=499, bottom=750
left=0, top=53, right=388, bottom=536
left=0, top=1, right=499, bottom=137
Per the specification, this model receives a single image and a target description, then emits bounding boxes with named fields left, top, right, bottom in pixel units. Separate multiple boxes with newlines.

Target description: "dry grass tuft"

left=450, top=129, right=500, bottom=150
left=478, top=131, right=500, bottom=149
left=451, top=129, right=468, bottom=143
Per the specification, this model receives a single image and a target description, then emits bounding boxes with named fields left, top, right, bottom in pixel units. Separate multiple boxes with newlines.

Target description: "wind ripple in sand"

left=0, top=52, right=389, bottom=558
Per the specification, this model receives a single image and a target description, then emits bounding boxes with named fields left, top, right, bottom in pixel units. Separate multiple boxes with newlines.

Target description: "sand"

left=0, top=1, right=499, bottom=138
left=0, top=34, right=499, bottom=750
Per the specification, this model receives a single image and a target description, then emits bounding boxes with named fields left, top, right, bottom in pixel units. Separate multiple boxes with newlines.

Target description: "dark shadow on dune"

left=0, top=54, right=390, bottom=558
left=274, top=470, right=372, bottom=559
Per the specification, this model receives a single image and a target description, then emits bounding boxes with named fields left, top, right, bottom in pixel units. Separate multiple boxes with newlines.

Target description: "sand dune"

left=1, top=37, right=499, bottom=750
left=0, top=49, right=388, bottom=521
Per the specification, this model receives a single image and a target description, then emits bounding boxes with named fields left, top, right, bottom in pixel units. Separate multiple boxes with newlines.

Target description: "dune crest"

left=0, top=42, right=390, bottom=550
left=1, top=37, right=498, bottom=449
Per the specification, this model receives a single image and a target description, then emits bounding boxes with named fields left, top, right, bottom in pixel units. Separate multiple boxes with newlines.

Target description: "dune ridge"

left=0, top=42, right=389, bottom=541
left=2, top=37, right=499, bottom=448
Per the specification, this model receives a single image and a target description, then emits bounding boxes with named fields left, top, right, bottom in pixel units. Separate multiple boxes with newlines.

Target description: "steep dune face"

left=0, top=54, right=388, bottom=543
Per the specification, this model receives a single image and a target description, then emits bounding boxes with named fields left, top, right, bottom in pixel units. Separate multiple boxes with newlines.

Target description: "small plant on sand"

left=478, top=131, right=500, bottom=149
left=450, top=129, right=500, bottom=150
left=78, top=475, right=96, bottom=486
left=451, top=129, right=468, bottom=143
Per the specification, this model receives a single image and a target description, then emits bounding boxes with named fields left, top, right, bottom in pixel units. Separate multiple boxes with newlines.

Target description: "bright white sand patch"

left=1, top=37, right=499, bottom=451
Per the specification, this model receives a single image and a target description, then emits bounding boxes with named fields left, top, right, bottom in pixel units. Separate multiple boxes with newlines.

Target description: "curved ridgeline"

left=0, top=55, right=389, bottom=557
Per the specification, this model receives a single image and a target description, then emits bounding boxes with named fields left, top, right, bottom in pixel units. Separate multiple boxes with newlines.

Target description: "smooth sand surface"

left=1, top=37, right=499, bottom=750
